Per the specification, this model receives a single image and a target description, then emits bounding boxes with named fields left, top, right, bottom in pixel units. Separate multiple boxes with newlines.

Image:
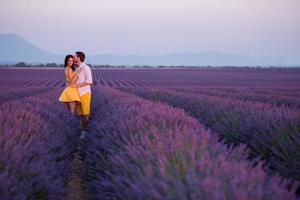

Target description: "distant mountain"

left=0, top=33, right=62, bottom=63
left=0, top=33, right=293, bottom=66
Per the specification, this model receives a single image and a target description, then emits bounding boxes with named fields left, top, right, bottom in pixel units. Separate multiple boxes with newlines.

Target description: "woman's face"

left=67, top=57, right=74, bottom=67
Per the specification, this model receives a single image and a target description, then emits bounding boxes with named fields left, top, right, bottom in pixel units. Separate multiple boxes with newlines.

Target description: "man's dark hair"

left=76, top=51, right=85, bottom=62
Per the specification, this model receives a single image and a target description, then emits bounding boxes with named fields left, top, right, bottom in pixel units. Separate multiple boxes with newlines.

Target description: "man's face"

left=74, top=54, right=80, bottom=63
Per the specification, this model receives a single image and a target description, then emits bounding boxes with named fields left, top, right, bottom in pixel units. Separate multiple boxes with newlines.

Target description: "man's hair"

left=76, top=51, right=85, bottom=62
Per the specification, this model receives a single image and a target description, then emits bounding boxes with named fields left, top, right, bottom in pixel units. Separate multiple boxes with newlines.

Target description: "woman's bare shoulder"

left=67, top=67, right=73, bottom=73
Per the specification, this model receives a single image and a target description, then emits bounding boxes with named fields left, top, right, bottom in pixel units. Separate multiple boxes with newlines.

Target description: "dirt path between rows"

left=65, top=143, right=89, bottom=200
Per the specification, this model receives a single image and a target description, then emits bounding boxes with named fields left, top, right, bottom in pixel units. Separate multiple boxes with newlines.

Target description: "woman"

left=59, top=55, right=82, bottom=114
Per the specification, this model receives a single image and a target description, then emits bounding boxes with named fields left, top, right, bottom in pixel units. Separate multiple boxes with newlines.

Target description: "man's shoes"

left=80, top=130, right=87, bottom=139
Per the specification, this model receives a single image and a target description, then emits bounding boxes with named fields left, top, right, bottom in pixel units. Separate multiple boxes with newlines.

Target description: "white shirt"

left=76, top=62, right=93, bottom=96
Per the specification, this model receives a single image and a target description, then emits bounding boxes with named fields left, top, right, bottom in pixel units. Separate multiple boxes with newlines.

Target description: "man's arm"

left=70, top=82, right=90, bottom=88
left=77, top=82, right=91, bottom=87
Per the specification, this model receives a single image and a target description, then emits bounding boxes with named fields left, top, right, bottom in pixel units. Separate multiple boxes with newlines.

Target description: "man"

left=71, top=51, right=93, bottom=139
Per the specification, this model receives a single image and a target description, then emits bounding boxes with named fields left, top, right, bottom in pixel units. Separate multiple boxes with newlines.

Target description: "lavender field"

left=0, top=67, right=300, bottom=199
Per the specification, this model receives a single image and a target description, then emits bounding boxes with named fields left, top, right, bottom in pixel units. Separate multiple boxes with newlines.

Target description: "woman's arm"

left=67, top=67, right=74, bottom=83
left=69, top=67, right=83, bottom=84
left=71, top=72, right=78, bottom=82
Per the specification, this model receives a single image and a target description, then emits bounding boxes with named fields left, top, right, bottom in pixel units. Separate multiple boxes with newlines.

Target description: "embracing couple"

left=58, top=51, right=93, bottom=139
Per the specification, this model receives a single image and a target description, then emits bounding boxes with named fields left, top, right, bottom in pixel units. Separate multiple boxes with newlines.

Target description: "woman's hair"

left=64, top=55, right=75, bottom=71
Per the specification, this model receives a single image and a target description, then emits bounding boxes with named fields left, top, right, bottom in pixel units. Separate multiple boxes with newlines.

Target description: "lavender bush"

left=0, top=89, right=80, bottom=199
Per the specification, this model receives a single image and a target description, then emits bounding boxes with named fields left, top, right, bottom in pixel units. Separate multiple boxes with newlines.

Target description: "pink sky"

left=0, top=0, right=299, bottom=63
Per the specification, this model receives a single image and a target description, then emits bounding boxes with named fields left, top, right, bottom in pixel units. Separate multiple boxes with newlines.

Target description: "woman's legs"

left=68, top=102, right=77, bottom=115
left=64, top=102, right=69, bottom=110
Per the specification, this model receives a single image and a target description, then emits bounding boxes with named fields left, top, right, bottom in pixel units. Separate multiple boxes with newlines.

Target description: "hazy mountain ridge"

left=0, top=33, right=295, bottom=66
left=0, top=33, right=63, bottom=63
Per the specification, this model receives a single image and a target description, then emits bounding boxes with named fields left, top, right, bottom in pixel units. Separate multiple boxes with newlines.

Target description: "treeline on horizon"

left=0, top=61, right=299, bottom=69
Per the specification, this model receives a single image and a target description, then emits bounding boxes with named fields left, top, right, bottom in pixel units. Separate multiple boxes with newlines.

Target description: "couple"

left=58, top=51, right=93, bottom=139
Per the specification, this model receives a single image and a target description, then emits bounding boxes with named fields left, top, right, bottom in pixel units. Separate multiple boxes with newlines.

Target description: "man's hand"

left=77, top=82, right=90, bottom=88
left=69, top=83, right=79, bottom=88
left=69, top=82, right=90, bottom=88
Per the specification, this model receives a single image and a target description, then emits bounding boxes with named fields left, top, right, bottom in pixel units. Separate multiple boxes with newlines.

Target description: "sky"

left=0, top=0, right=299, bottom=62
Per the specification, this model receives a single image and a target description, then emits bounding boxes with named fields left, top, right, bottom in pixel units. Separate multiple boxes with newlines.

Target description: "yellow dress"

left=58, top=67, right=81, bottom=102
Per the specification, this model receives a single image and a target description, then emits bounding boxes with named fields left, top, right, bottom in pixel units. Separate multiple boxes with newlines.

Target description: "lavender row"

left=166, top=86, right=300, bottom=98
left=0, top=86, right=54, bottom=105
left=0, top=89, right=80, bottom=199
left=165, top=86, right=300, bottom=110
left=119, top=87, right=300, bottom=182
left=81, top=86, right=296, bottom=199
